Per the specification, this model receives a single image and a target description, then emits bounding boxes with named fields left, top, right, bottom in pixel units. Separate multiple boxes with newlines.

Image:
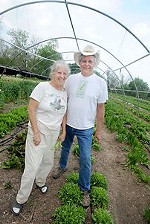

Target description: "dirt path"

left=0, top=125, right=149, bottom=224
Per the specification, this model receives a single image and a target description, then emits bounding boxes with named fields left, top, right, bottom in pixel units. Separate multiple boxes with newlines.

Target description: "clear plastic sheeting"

left=0, top=0, right=150, bottom=87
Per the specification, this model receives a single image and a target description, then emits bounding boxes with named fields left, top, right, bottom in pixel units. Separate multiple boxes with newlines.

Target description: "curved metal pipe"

left=0, top=0, right=149, bottom=53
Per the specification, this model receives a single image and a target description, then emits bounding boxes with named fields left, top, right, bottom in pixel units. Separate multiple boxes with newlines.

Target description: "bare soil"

left=0, top=125, right=150, bottom=224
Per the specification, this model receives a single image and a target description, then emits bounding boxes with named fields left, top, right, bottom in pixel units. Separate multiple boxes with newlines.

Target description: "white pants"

left=16, top=126, right=59, bottom=204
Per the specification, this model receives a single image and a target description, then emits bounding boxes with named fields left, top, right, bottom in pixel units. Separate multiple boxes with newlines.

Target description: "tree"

left=0, top=39, right=10, bottom=65
left=35, top=41, right=62, bottom=77
left=69, top=63, right=80, bottom=74
left=128, top=78, right=149, bottom=99
left=6, top=29, right=29, bottom=69
left=106, top=70, right=121, bottom=89
left=0, top=28, right=62, bottom=77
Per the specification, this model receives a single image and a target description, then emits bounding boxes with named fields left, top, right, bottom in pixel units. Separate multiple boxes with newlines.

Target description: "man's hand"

left=58, top=132, right=66, bottom=142
left=94, top=130, right=101, bottom=144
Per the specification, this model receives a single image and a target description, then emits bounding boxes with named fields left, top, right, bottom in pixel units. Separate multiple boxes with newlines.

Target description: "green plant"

left=91, top=172, right=108, bottom=190
left=144, top=208, right=150, bottom=223
left=122, top=146, right=129, bottom=151
left=127, top=147, right=149, bottom=167
left=116, top=133, right=127, bottom=143
left=91, top=156, right=96, bottom=164
left=0, top=106, right=28, bottom=138
left=92, top=141, right=102, bottom=151
left=4, top=181, right=13, bottom=189
left=0, top=76, right=38, bottom=104
left=92, top=208, right=114, bottom=224
left=92, top=134, right=102, bottom=152
left=1, top=130, right=27, bottom=170
left=72, top=143, right=80, bottom=157
left=104, top=97, right=150, bottom=184
left=90, top=187, right=109, bottom=209
left=52, top=140, right=62, bottom=150
left=1, top=154, right=22, bottom=169
left=54, top=204, right=85, bottom=224
left=133, top=167, right=150, bottom=183
left=0, top=89, right=5, bottom=109
left=66, top=172, right=79, bottom=184
left=59, top=182, right=82, bottom=206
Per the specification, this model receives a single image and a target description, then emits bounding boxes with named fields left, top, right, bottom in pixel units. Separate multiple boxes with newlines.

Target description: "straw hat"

left=74, top=45, right=100, bottom=67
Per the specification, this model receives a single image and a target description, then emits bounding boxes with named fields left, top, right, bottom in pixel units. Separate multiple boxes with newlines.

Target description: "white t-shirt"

left=29, top=82, right=67, bottom=131
left=65, top=73, right=108, bottom=129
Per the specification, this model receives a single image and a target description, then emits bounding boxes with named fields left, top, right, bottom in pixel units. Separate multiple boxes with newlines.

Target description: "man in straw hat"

left=53, top=45, right=108, bottom=207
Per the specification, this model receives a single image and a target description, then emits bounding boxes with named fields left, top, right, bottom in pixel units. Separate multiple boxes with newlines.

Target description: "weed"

left=4, top=181, right=13, bottom=189
left=144, top=208, right=150, bottom=223
left=72, top=144, right=80, bottom=157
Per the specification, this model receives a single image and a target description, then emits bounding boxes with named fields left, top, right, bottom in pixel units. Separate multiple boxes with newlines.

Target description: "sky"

left=0, top=0, right=150, bottom=88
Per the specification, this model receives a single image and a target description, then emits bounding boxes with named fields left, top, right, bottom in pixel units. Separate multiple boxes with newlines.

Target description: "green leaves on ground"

left=59, top=182, right=82, bottom=206
left=54, top=204, right=85, bottom=224
left=92, top=208, right=114, bottom=224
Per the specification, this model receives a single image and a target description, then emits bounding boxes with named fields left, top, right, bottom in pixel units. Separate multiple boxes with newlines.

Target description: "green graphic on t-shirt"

left=76, top=80, right=88, bottom=97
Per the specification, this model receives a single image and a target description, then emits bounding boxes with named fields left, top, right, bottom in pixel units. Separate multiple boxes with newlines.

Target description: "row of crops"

left=53, top=170, right=114, bottom=223
left=0, top=75, right=150, bottom=223
left=0, top=75, right=39, bottom=110
left=105, top=93, right=150, bottom=183
left=0, top=76, right=39, bottom=138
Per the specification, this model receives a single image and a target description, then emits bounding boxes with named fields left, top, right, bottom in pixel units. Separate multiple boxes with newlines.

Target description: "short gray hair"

left=50, top=60, right=70, bottom=78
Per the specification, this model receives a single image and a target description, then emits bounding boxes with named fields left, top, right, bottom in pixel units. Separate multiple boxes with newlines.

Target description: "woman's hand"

left=33, top=132, right=41, bottom=146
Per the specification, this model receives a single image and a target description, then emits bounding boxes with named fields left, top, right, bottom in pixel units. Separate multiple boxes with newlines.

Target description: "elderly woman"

left=12, top=60, right=70, bottom=215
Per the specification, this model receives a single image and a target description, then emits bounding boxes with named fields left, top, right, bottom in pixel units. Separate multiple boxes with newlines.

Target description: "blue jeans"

left=60, top=124, right=94, bottom=191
